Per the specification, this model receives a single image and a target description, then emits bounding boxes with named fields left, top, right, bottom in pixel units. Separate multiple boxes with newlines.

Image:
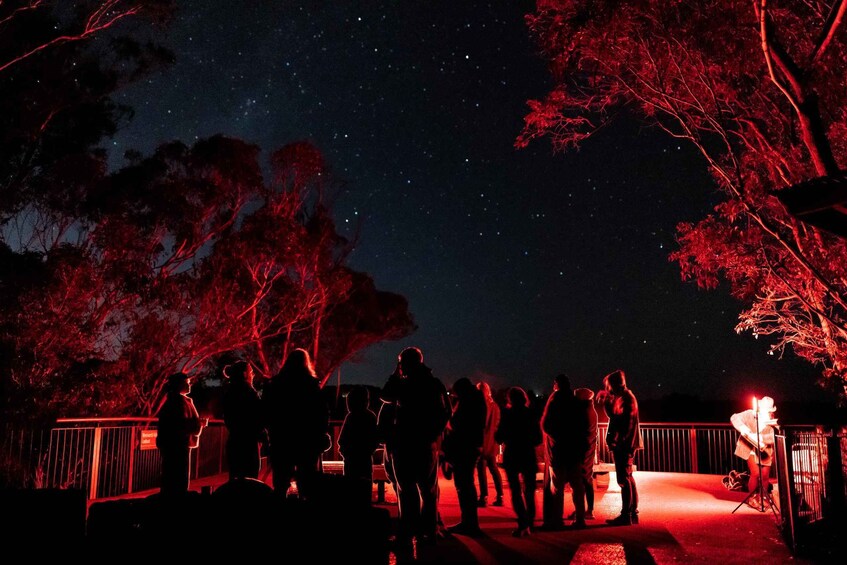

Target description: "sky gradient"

left=112, top=1, right=829, bottom=404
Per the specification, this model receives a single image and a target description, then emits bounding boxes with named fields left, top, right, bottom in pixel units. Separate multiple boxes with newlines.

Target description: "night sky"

left=112, top=1, right=828, bottom=404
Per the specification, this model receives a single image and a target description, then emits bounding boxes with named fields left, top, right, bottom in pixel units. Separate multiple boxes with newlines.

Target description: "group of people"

left=156, top=347, right=331, bottom=501
left=155, top=344, right=646, bottom=548
left=376, top=347, right=645, bottom=552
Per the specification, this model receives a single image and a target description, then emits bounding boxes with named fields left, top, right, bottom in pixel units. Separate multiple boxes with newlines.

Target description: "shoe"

left=511, top=526, right=531, bottom=537
left=585, top=510, right=595, bottom=520
left=492, top=495, right=504, bottom=507
left=447, top=523, right=483, bottom=537
left=606, top=514, right=632, bottom=526
left=630, top=511, right=639, bottom=524
left=569, top=521, right=587, bottom=530
left=477, top=497, right=487, bottom=508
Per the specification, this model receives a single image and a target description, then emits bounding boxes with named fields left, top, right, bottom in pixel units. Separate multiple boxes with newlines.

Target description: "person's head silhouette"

left=508, top=386, right=529, bottom=408
left=346, top=385, right=370, bottom=412
left=281, top=348, right=316, bottom=378
left=224, top=360, right=254, bottom=384
left=398, top=346, right=424, bottom=376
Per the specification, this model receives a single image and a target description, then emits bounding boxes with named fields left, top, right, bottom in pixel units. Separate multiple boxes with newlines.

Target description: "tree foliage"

left=0, top=2, right=415, bottom=422
left=520, top=0, right=847, bottom=398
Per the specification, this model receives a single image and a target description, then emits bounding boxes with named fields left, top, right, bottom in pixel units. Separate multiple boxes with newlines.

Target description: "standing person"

left=442, top=377, right=486, bottom=537
left=540, top=374, right=586, bottom=529
left=598, top=369, right=643, bottom=526
left=376, top=362, right=403, bottom=493
left=380, top=347, right=451, bottom=551
left=339, top=385, right=379, bottom=506
left=156, top=372, right=204, bottom=497
left=476, top=381, right=504, bottom=508
left=221, top=360, right=266, bottom=480
left=731, top=396, right=778, bottom=510
left=262, top=348, right=330, bottom=501
left=567, top=387, right=598, bottom=520
left=495, top=386, right=543, bottom=537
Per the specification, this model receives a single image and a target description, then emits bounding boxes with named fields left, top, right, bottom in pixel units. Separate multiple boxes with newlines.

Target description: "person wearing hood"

left=569, top=387, right=598, bottom=521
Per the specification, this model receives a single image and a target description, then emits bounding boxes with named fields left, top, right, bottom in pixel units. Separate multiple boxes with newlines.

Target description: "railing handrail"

left=54, top=417, right=225, bottom=425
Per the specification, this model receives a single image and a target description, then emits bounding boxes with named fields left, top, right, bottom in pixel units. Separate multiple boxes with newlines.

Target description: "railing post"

left=689, top=427, right=698, bottom=474
left=127, top=426, right=136, bottom=494
left=89, top=427, right=102, bottom=501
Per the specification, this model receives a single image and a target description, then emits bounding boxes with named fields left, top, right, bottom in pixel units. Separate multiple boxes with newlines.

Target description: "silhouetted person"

left=598, top=369, right=643, bottom=525
left=339, top=385, right=379, bottom=506
left=495, top=386, right=542, bottom=537
left=380, top=346, right=451, bottom=550
left=541, top=374, right=587, bottom=529
left=731, top=395, right=778, bottom=510
left=476, top=381, right=504, bottom=508
left=442, top=377, right=486, bottom=537
left=156, top=372, right=203, bottom=497
left=262, top=348, right=330, bottom=501
left=222, top=360, right=266, bottom=480
left=567, top=387, right=597, bottom=520
left=377, top=363, right=402, bottom=492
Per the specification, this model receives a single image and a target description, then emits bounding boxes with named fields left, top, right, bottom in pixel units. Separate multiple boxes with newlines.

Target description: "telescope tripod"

left=732, top=408, right=778, bottom=518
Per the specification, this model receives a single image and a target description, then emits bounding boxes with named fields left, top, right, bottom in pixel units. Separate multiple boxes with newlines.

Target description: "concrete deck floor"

left=182, top=468, right=822, bottom=564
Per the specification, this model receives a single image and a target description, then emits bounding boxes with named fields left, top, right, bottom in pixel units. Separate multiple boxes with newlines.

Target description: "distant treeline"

left=316, top=386, right=846, bottom=428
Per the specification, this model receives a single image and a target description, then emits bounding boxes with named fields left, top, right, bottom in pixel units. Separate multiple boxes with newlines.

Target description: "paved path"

left=164, top=469, right=821, bottom=564
left=379, top=471, right=816, bottom=564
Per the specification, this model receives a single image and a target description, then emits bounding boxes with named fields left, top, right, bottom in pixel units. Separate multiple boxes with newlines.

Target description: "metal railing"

left=0, top=419, right=833, bottom=506
left=595, top=422, right=764, bottom=476
left=1, top=418, right=227, bottom=499
left=774, top=427, right=846, bottom=556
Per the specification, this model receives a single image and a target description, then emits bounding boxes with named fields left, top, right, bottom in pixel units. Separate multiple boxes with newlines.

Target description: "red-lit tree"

left=0, top=4, right=415, bottom=422
left=1, top=135, right=415, bottom=421
left=0, top=1, right=174, bottom=74
left=519, top=0, right=847, bottom=398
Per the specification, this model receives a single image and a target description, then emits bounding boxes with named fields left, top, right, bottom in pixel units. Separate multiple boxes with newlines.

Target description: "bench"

left=321, top=459, right=391, bottom=503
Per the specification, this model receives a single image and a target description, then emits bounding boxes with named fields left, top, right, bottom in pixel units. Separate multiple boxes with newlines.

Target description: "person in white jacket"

left=731, top=396, right=778, bottom=510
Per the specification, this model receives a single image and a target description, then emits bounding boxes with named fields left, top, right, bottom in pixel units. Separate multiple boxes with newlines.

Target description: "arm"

left=731, top=411, right=765, bottom=450
left=540, top=393, right=557, bottom=436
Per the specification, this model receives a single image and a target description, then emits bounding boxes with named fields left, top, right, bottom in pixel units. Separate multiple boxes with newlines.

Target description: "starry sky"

left=112, top=1, right=829, bottom=404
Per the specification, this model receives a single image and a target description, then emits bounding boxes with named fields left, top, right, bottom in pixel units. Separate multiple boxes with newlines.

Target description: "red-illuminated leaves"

left=522, top=0, right=847, bottom=397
